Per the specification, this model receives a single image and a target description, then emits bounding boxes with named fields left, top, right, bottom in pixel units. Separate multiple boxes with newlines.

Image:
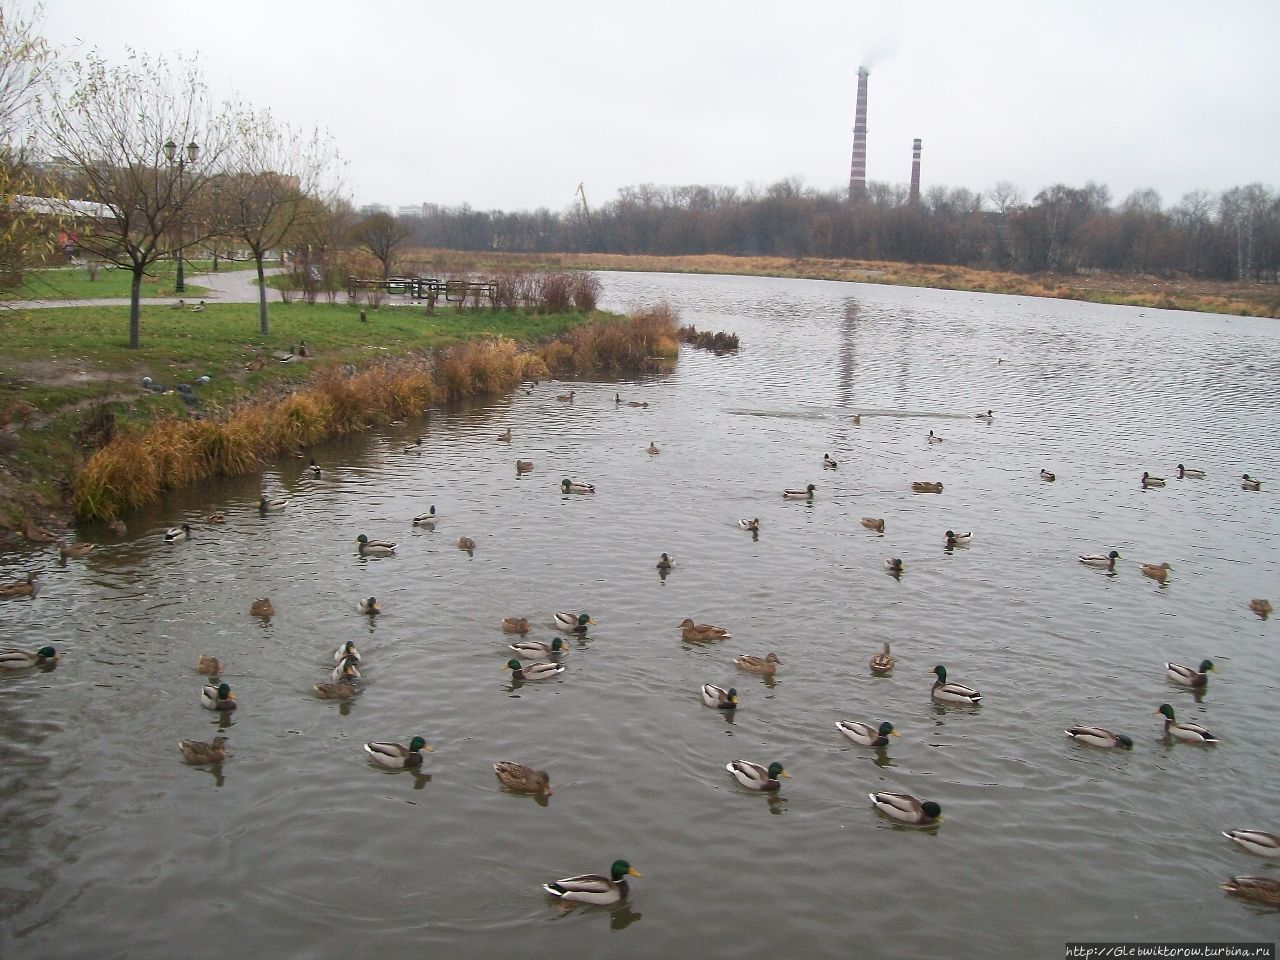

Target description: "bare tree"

left=353, top=211, right=410, bottom=278
left=37, top=50, right=231, bottom=348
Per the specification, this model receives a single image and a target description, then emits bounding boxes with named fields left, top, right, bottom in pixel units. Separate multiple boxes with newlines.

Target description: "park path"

left=1, top=265, right=278, bottom=310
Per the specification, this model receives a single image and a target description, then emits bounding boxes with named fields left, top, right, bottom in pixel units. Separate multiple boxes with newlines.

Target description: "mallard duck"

left=726, top=760, right=789, bottom=791
left=656, top=552, right=674, bottom=571
left=735, top=652, right=781, bottom=674
left=701, top=684, right=738, bottom=710
left=646, top=441, right=660, bottom=455
left=59, top=542, right=94, bottom=559
left=0, top=646, right=58, bottom=670
left=357, top=597, right=380, bottom=614
left=164, top=524, right=193, bottom=543
left=201, top=682, right=237, bottom=711
left=911, top=481, right=943, bottom=493
left=206, top=511, right=226, bottom=524
left=456, top=536, right=476, bottom=552
left=1166, top=659, right=1215, bottom=687
left=307, top=458, right=321, bottom=479
left=22, top=520, right=58, bottom=543
left=190, top=300, right=206, bottom=313
left=627, top=400, right=648, bottom=408
left=1040, top=469, right=1056, bottom=482
left=543, top=860, right=640, bottom=905
left=1065, top=726, right=1133, bottom=749
left=364, top=737, right=430, bottom=769
left=249, top=597, right=274, bottom=617
left=861, top=517, right=885, bottom=533
left=944, top=530, right=971, bottom=547
left=869, top=791, right=941, bottom=824
left=1250, top=599, right=1273, bottom=618
left=554, top=611, right=594, bottom=632
left=975, top=409, right=994, bottom=421
left=884, top=558, right=904, bottom=574
left=561, top=478, right=595, bottom=494
left=1176, top=464, right=1205, bottom=479
left=1156, top=703, right=1217, bottom=743
left=357, top=534, right=396, bottom=556
left=1079, top=550, right=1120, bottom=569
left=516, top=460, right=534, bottom=473
left=509, top=637, right=567, bottom=659
left=334, top=640, right=361, bottom=663
left=837, top=720, right=899, bottom=747
left=258, top=495, right=289, bottom=511
left=496, top=428, right=512, bottom=442
left=1242, top=473, right=1262, bottom=491
left=195, top=654, right=222, bottom=675
left=402, top=436, right=425, bottom=453
left=333, top=657, right=361, bottom=682
left=931, top=664, right=981, bottom=704
left=680, top=618, right=730, bottom=640
left=738, top=518, right=760, bottom=531
left=1141, top=472, right=1166, bottom=488
left=851, top=414, right=862, bottom=425
left=412, top=507, right=437, bottom=525
left=870, top=642, right=895, bottom=674
left=927, top=430, right=942, bottom=444
left=1222, top=830, right=1280, bottom=857
left=823, top=453, right=838, bottom=469
left=313, top=681, right=361, bottom=700
left=505, top=658, right=565, bottom=681
left=1221, top=876, right=1280, bottom=907
left=783, top=483, right=816, bottom=499
left=1141, top=562, right=1172, bottom=582
left=178, top=736, right=229, bottom=764
left=502, top=616, right=530, bottom=634
left=555, top=390, right=575, bottom=402
left=494, top=761, right=552, bottom=795
left=0, top=572, right=39, bottom=597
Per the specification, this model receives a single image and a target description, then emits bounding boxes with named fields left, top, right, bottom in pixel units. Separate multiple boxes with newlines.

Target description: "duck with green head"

left=1157, top=703, right=1217, bottom=743
left=0, top=645, right=58, bottom=670
left=364, top=737, right=430, bottom=769
left=931, top=664, right=981, bottom=704
left=357, top=534, right=397, bottom=556
left=1065, top=726, right=1133, bottom=749
left=543, top=860, right=640, bottom=905
left=201, top=682, right=237, bottom=711
left=554, top=611, right=594, bottom=632
left=505, top=658, right=565, bottom=681
left=869, top=791, right=942, bottom=825
left=508, top=637, right=567, bottom=660
left=1166, top=659, right=1214, bottom=688
left=837, top=720, right=899, bottom=747
left=726, top=759, right=789, bottom=791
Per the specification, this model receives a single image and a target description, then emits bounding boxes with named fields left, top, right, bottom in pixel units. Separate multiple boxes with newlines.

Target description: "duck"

left=1156, top=703, right=1217, bottom=743
left=195, top=654, right=222, bottom=675
left=333, top=641, right=361, bottom=664
left=258, top=496, right=289, bottom=512
left=561, top=478, right=595, bottom=494
left=178, top=736, right=228, bottom=764
left=944, top=530, right=972, bottom=547
left=869, top=791, right=942, bottom=825
left=870, top=642, right=895, bottom=674
left=515, top=460, right=534, bottom=473
left=860, top=517, right=885, bottom=533
left=1242, top=473, right=1262, bottom=491
left=931, top=664, right=982, bottom=704
left=554, top=611, right=594, bottom=632
left=1040, top=469, right=1056, bottom=482
left=1221, top=876, right=1280, bottom=907
left=170, top=299, right=185, bottom=310
left=680, top=618, right=730, bottom=641
left=543, top=860, right=640, bottom=905
left=502, top=616, right=530, bottom=634
left=1141, top=472, right=1166, bottom=488
left=59, top=542, right=94, bottom=559
left=357, top=597, right=380, bottom=615
left=656, top=552, right=674, bottom=571
left=505, top=658, right=565, bottom=681
left=1250, top=599, right=1273, bottom=618
left=508, top=637, right=568, bottom=659
left=201, top=682, right=237, bottom=711
left=1222, top=829, right=1280, bottom=857
left=456, top=536, right=476, bottom=552
left=357, top=534, right=397, bottom=556
left=927, top=430, right=942, bottom=444
left=1176, top=464, right=1205, bottom=479
left=496, top=428, right=512, bottom=442
left=627, top=400, right=648, bottom=408
left=1141, top=562, right=1173, bottom=582
left=851, top=414, right=861, bottom=425
left=735, top=652, right=781, bottom=674
left=402, top=436, right=425, bottom=454
left=646, top=441, right=660, bottom=455
left=0, top=646, right=58, bottom=670
left=884, top=558, right=904, bottom=574
left=494, top=761, right=552, bottom=795
left=738, top=517, right=760, bottom=531
left=1065, top=726, right=1133, bottom=749
left=364, top=737, right=430, bottom=769
left=412, top=506, right=437, bottom=525
left=823, top=453, right=838, bottom=469
left=783, top=483, right=816, bottom=499
left=975, top=409, right=994, bottom=421
left=333, top=657, right=361, bottom=682
left=0, top=572, right=39, bottom=597
left=726, top=760, right=790, bottom=791
left=701, top=684, right=738, bottom=710
left=307, top=458, right=321, bottom=478
left=1166, top=659, right=1215, bottom=688
left=837, top=720, right=899, bottom=747
left=249, top=597, right=274, bottom=618
left=164, top=524, right=193, bottom=543
left=1079, top=550, right=1120, bottom=570
left=189, top=300, right=206, bottom=313
left=555, top=390, right=575, bottom=402
left=911, top=481, right=943, bottom=493
left=313, top=681, right=361, bottom=700
left=206, top=511, right=226, bottom=524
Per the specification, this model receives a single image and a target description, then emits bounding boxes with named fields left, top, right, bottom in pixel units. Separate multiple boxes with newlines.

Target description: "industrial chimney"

left=909, top=138, right=922, bottom=206
left=848, top=67, right=869, bottom=202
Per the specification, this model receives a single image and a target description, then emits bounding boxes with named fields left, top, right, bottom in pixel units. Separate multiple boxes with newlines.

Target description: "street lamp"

left=164, top=138, right=199, bottom=293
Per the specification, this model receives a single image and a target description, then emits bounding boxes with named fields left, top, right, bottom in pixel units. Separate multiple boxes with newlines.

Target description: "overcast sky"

left=36, top=0, right=1280, bottom=215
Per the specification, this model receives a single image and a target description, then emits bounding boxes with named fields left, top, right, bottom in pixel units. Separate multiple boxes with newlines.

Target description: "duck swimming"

left=783, top=484, right=816, bottom=499
left=860, top=517, right=885, bottom=533
left=1079, top=550, right=1120, bottom=570
left=837, top=720, right=899, bottom=747
left=364, top=737, right=430, bottom=769
left=931, top=664, right=981, bottom=704
left=1065, top=726, right=1133, bottom=749
left=869, top=791, right=941, bottom=825
left=701, top=684, right=738, bottom=710
left=735, top=652, right=781, bottom=674
left=726, top=760, right=789, bottom=791
left=1156, top=703, right=1217, bottom=743
left=1166, top=659, right=1214, bottom=688
left=543, top=860, right=640, bottom=905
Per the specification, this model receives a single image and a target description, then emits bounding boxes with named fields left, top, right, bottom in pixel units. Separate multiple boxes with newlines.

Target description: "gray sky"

left=38, top=0, right=1280, bottom=214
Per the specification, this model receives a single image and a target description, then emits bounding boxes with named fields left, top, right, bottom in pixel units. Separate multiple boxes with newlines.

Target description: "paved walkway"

left=1, top=265, right=280, bottom=310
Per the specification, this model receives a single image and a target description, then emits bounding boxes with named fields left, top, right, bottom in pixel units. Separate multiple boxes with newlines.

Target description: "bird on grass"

left=542, top=860, right=640, bottom=905
left=189, top=300, right=205, bottom=313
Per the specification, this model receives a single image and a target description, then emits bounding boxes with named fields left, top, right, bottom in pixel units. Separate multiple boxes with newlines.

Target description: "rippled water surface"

left=3, top=273, right=1278, bottom=958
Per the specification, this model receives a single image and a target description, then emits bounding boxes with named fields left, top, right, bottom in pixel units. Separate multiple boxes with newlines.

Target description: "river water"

left=2, top=272, right=1278, bottom=958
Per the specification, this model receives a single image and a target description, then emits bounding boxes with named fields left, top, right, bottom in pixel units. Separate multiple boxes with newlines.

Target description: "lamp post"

left=164, top=138, right=199, bottom=293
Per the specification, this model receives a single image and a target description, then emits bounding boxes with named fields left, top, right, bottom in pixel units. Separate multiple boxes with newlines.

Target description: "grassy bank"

left=0, top=260, right=245, bottom=301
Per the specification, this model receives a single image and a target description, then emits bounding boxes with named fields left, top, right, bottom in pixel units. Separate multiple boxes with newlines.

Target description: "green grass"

left=0, top=259, right=261, bottom=300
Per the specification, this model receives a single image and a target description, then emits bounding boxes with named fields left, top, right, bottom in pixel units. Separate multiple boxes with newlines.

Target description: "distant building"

left=359, top=203, right=392, bottom=217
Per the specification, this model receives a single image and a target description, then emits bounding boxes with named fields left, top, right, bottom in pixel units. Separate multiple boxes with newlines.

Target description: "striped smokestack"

left=909, top=138, right=922, bottom=206
left=848, top=67, right=869, bottom=202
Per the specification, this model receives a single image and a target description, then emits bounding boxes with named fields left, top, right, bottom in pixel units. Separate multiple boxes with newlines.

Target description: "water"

left=2, top=272, right=1278, bottom=958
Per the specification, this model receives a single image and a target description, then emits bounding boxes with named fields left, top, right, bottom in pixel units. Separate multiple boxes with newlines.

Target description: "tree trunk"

left=256, top=254, right=270, bottom=336
left=129, top=268, right=143, bottom=349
